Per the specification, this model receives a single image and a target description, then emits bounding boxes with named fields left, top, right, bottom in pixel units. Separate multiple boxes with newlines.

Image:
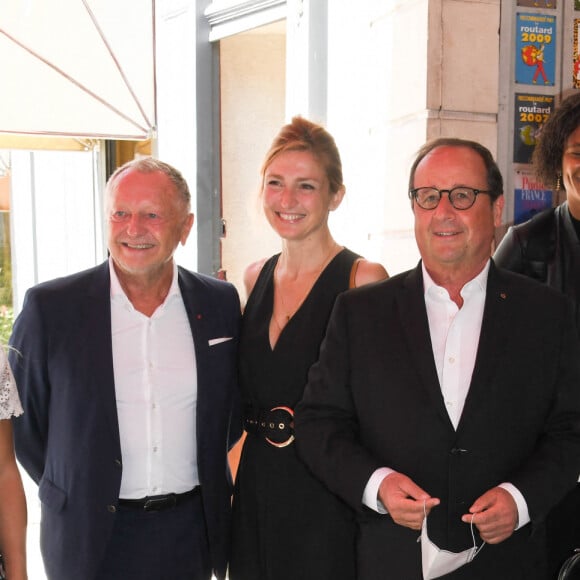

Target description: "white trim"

left=204, top=0, right=286, bottom=41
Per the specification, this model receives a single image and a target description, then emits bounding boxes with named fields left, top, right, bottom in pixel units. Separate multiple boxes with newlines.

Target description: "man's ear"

left=181, top=213, right=195, bottom=245
left=493, top=195, right=505, bottom=228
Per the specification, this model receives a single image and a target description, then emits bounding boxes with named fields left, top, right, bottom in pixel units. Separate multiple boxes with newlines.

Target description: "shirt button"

left=448, top=357, right=455, bottom=364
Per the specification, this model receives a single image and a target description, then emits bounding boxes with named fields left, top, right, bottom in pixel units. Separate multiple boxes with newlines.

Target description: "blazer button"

left=450, top=447, right=468, bottom=455
left=107, top=505, right=117, bottom=513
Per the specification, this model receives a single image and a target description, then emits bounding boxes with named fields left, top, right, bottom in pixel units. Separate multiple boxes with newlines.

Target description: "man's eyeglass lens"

left=410, top=187, right=490, bottom=210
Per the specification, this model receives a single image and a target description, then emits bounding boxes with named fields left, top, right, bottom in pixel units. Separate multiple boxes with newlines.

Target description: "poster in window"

left=513, top=169, right=552, bottom=225
left=515, top=13, right=556, bottom=86
left=513, top=93, right=554, bottom=163
left=517, top=0, right=556, bottom=7
left=574, top=19, right=580, bottom=88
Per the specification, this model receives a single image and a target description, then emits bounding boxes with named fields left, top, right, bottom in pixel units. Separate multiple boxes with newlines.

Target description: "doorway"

left=218, top=20, right=286, bottom=302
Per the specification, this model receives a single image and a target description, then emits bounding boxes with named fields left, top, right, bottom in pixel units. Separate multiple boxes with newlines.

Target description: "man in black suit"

left=295, top=138, right=580, bottom=579
left=10, top=158, right=241, bottom=580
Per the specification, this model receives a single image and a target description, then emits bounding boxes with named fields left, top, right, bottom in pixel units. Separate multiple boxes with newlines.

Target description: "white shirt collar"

left=422, top=260, right=490, bottom=299
left=109, top=257, right=180, bottom=307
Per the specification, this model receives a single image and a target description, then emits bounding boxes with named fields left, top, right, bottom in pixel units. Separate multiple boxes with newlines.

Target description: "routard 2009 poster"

left=515, top=13, right=556, bottom=86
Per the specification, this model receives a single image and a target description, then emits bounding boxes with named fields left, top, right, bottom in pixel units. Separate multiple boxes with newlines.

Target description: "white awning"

left=0, top=0, right=155, bottom=148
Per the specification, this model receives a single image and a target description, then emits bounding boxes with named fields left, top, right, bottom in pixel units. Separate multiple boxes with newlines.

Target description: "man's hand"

left=378, top=472, right=440, bottom=530
left=462, top=486, right=518, bottom=544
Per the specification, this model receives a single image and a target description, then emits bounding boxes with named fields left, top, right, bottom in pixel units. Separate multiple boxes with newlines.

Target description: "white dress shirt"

left=363, top=261, right=529, bottom=529
left=110, top=259, right=198, bottom=499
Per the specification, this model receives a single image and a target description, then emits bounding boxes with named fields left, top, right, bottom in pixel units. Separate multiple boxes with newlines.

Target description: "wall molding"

left=204, top=0, right=286, bottom=40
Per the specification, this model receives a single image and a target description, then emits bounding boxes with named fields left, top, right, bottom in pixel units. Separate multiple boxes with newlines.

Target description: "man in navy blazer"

left=10, top=158, right=241, bottom=580
left=295, top=139, right=580, bottom=579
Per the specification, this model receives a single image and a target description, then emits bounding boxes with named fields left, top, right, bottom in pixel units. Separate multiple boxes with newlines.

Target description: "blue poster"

left=515, top=13, right=556, bottom=86
left=513, top=169, right=553, bottom=224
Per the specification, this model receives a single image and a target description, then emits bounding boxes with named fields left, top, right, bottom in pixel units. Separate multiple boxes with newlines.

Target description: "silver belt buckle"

left=265, top=406, right=295, bottom=448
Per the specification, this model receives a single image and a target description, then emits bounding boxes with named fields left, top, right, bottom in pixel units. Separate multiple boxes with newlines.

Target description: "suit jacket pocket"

left=39, top=477, right=67, bottom=512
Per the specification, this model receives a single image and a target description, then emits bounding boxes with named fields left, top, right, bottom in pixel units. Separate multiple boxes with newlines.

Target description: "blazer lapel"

left=85, top=262, right=119, bottom=442
left=458, top=262, right=510, bottom=431
left=177, top=268, right=208, bottom=376
left=398, top=263, right=454, bottom=429
left=177, top=269, right=211, bottom=435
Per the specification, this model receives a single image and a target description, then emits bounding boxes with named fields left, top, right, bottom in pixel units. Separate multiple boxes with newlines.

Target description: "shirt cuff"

left=499, top=482, right=530, bottom=529
left=362, top=467, right=394, bottom=513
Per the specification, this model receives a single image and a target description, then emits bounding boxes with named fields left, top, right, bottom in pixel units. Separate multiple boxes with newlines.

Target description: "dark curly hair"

left=532, top=92, right=580, bottom=190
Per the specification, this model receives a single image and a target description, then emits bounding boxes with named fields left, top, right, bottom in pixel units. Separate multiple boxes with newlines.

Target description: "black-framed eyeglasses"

left=409, top=186, right=492, bottom=210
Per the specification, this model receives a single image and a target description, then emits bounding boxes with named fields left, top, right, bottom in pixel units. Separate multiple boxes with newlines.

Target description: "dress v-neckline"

left=268, top=250, right=343, bottom=351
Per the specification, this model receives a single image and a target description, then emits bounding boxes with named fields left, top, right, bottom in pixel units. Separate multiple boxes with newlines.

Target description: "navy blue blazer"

left=10, top=261, right=242, bottom=580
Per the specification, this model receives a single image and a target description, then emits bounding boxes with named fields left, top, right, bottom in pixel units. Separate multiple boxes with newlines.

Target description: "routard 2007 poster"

left=513, top=93, right=554, bottom=163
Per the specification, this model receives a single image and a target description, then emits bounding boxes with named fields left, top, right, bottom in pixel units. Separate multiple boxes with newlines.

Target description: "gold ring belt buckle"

left=264, top=406, right=295, bottom=448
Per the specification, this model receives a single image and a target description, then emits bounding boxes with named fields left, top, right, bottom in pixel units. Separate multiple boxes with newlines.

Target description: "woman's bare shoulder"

left=243, top=257, right=270, bottom=297
left=353, top=259, right=389, bottom=288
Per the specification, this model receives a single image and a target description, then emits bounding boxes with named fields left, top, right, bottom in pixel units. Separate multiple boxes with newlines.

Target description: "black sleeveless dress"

left=230, top=248, right=359, bottom=580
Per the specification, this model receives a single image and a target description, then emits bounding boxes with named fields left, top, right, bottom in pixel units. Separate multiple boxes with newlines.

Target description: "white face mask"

left=420, top=508, right=484, bottom=580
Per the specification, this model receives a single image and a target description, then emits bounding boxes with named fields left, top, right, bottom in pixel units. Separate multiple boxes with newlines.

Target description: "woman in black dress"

left=230, top=117, right=388, bottom=580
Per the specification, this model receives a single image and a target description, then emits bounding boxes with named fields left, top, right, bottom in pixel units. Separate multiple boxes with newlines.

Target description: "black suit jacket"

left=494, top=201, right=580, bottom=332
left=10, top=261, right=242, bottom=580
left=295, top=261, right=580, bottom=580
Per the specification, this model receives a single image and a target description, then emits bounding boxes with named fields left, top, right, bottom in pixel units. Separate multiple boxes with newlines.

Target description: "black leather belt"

left=118, top=486, right=200, bottom=511
left=244, top=405, right=295, bottom=448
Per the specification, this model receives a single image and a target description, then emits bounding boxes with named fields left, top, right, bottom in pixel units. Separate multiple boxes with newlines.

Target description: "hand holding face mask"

left=420, top=503, right=485, bottom=579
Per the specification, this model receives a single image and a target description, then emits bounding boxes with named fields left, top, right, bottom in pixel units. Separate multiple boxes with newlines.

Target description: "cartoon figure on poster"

left=516, top=13, right=556, bottom=86
left=525, top=44, right=550, bottom=84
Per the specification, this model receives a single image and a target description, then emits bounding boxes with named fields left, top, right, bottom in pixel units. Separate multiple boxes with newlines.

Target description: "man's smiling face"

left=106, top=168, right=193, bottom=282
left=412, top=145, right=503, bottom=284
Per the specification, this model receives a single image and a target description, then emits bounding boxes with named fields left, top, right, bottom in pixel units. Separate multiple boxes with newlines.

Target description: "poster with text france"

left=516, top=13, right=556, bottom=86
left=513, top=169, right=552, bottom=225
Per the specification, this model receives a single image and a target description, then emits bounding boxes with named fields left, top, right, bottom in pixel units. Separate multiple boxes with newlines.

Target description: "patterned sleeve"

left=0, top=347, right=23, bottom=420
